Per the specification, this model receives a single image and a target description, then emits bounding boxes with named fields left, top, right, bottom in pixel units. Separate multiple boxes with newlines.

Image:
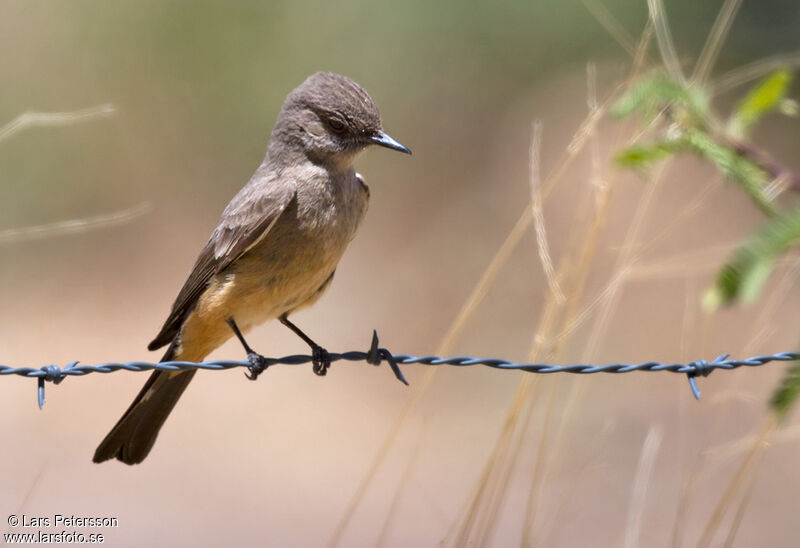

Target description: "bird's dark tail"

left=93, top=344, right=196, bottom=465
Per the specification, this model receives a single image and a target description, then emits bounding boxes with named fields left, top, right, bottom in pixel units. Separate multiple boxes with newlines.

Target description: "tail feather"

left=93, top=344, right=196, bottom=465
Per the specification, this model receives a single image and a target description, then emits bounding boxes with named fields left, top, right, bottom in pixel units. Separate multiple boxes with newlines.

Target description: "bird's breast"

left=225, top=168, right=368, bottom=326
left=293, top=167, right=367, bottom=253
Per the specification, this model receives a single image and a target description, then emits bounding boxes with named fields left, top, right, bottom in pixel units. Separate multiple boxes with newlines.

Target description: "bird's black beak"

left=368, top=130, right=412, bottom=155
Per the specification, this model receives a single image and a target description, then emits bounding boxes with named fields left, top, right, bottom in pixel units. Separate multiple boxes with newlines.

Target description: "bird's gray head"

left=267, top=72, right=410, bottom=169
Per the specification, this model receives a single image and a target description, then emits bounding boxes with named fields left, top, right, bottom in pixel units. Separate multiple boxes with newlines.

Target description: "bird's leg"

left=279, top=314, right=331, bottom=376
left=226, top=318, right=270, bottom=380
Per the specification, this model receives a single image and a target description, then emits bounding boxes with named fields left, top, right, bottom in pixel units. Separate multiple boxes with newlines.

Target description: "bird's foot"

left=245, top=351, right=271, bottom=381
left=311, top=345, right=331, bottom=376
left=227, top=317, right=272, bottom=381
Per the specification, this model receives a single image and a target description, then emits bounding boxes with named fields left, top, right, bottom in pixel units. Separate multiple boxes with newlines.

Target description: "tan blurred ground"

left=2, top=1, right=800, bottom=547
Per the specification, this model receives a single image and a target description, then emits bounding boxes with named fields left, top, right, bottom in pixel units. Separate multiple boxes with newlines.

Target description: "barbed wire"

left=1, top=331, right=797, bottom=409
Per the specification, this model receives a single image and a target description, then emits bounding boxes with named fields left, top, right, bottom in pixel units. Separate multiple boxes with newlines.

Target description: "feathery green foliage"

left=612, top=70, right=710, bottom=125
left=770, top=357, right=800, bottom=421
left=615, top=68, right=800, bottom=318
left=704, top=204, right=800, bottom=308
left=613, top=70, right=794, bottom=215
left=682, top=128, right=775, bottom=215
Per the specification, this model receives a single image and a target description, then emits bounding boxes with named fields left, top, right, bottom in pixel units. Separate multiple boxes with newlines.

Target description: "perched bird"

left=94, top=72, right=410, bottom=464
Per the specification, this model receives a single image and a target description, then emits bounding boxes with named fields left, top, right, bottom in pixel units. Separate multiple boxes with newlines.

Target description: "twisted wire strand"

left=1, top=338, right=797, bottom=408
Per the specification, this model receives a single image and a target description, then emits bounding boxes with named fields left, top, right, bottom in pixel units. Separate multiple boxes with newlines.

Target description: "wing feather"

left=148, top=172, right=296, bottom=351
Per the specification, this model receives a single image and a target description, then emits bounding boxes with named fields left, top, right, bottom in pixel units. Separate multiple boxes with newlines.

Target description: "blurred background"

left=1, top=0, right=799, bottom=546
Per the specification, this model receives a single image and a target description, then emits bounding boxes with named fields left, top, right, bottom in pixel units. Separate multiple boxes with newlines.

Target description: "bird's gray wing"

left=148, top=175, right=297, bottom=351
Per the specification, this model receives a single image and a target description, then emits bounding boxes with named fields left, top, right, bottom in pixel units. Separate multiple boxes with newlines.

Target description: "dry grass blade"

left=694, top=246, right=800, bottom=547
left=329, top=83, right=619, bottom=547
left=582, top=0, right=637, bottom=56
left=721, top=473, right=758, bottom=548
left=670, top=454, right=701, bottom=548
left=586, top=63, right=607, bottom=198
left=327, top=368, right=436, bottom=548
left=0, top=202, right=152, bottom=246
left=446, top=376, right=535, bottom=547
left=669, top=281, right=695, bottom=548
left=582, top=161, right=666, bottom=360
left=647, top=0, right=685, bottom=84
left=436, top=86, right=616, bottom=357
left=330, top=207, right=533, bottom=546
left=551, top=101, right=667, bottom=348
left=7, top=460, right=49, bottom=534
left=525, top=27, right=656, bottom=542
left=509, top=32, right=656, bottom=548
left=474, top=380, right=541, bottom=547
left=529, top=120, right=565, bottom=304
left=692, top=0, right=743, bottom=84
left=637, top=180, right=720, bottom=257
left=627, top=242, right=737, bottom=280
left=522, top=66, right=609, bottom=545
left=459, top=88, right=617, bottom=547
left=566, top=90, right=615, bottom=157
left=520, top=378, right=559, bottom=547
left=0, top=104, right=116, bottom=143
left=713, top=51, right=800, bottom=94
left=437, top=207, right=533, bottom=357
left=551, top=263, right=627, bottom=348
left=374, top=424, right=426, bottom=548
left=680, top=277, right=696, bottom=377
left=696, top=417, right=776, bottom=548
left=743, top=257, right=800, bottom=356
left=704, top=424, right=800, bottom=462
left=624, top=426, right=664, bottom=548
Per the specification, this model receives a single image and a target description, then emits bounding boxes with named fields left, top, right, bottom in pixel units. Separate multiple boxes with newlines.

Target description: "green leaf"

left=705, top=204, right=800, bottom=308
left=771, top=358, right=800, bottom=422
left=728, top=70, right=793, bottom=138
left=615, top=141, right=680, bottom=169
left=683, top=129, right=775, bottom=215
left=613, top=71, right=710, bottom=125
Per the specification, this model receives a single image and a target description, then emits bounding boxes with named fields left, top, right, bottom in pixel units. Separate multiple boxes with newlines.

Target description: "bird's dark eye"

left=328, top=118, right=346, bottom=134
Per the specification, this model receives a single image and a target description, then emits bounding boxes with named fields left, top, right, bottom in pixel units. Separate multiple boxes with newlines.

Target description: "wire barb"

left=366, top=330, right=409, bottom=386
left=2, top=348, right=797, bottom=409
left=685, top=354, right=728, bottom=400
left=35, top=362, right=75, bottom=409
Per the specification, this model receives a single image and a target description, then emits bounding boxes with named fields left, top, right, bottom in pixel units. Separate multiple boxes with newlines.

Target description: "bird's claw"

left=245, top=351, right=270, bottom=380
left=312, top=346, right=331, bottom=376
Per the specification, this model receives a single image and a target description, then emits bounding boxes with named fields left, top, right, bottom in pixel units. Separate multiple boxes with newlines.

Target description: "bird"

left=93, top=72, right=410, bottom=464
